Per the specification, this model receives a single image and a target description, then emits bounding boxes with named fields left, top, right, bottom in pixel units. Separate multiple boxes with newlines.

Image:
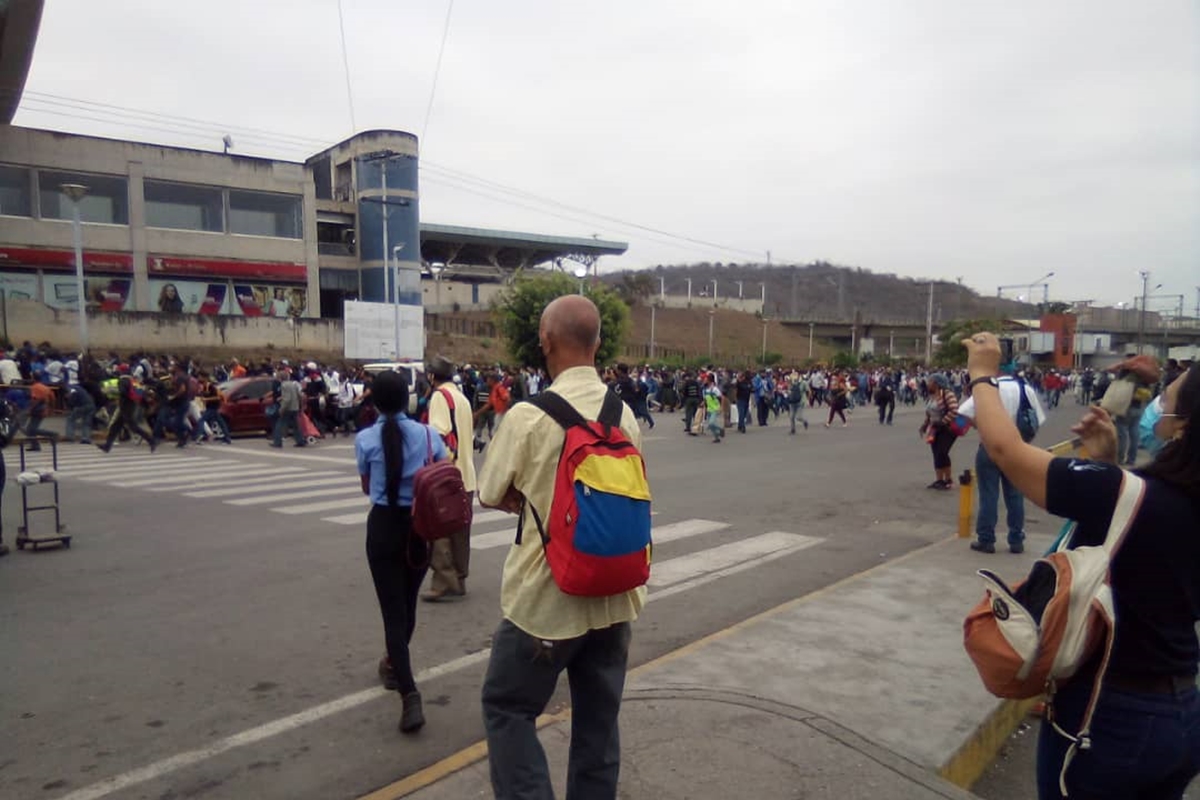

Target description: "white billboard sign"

left=343, top=300, right=424, bottom=360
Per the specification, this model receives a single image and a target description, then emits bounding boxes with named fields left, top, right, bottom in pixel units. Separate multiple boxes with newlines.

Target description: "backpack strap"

left=597, top=390, right=624, bottom=432
left=438, top=387, right=459, bottom=459
left=528, top=390, right=588, bottom=430
left=1049, top=470, right=1146, bottom=795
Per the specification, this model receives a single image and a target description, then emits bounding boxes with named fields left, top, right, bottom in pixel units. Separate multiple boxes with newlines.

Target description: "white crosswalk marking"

left=275, top=497, right=367, bottom=515
left=648, top=532, right=822, bottom=589
left=114, top=465, right=282, bottom=489
left=75, top=459, right=214, bottom=480
left=185, top=474, right=351, bottom=498
left=226, top=486, right=364, bottom=506
left=649, top=519, right=730, bottom=542
left=48, top=450, right=827, bottom=599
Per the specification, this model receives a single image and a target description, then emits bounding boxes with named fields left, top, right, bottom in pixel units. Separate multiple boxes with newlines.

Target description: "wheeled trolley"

left=14, top=437, right=70, bottom=551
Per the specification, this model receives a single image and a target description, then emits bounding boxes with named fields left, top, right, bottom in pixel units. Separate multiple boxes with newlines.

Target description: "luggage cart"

left=14, top=437, right=70, bottom=551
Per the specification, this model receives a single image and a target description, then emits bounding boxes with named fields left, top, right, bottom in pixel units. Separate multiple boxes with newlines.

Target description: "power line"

left=335, top=0, right=357, bottom=134
left=15, top=91, right=773, bottom=261
left=421, top=0, right=455, bottom=147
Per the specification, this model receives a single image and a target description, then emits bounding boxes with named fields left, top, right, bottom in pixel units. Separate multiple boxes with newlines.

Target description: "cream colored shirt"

left=427, top=383, right=477, bottom=493
left=478, top=365, right=646, bottom=640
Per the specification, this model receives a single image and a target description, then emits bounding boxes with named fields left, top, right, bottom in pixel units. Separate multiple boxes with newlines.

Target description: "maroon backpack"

left=412, top=428, right=472, bottom=542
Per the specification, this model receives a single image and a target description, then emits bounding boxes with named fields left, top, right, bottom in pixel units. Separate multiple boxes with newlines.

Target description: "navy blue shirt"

left=355, top=414, right=447, bottom=507
left=1047, top=457, right=1200, bottom=677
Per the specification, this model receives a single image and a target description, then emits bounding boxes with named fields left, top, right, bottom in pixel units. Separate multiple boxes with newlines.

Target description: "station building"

left=0, top=125, right=627, bottom=320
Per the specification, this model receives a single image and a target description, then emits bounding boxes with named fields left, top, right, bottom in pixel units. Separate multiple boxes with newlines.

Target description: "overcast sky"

left=13, top=0, right=1199, bottom=311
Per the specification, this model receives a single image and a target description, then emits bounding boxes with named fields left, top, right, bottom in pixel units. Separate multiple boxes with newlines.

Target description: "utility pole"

left=762, top=318, right=768, bottom=362
left=686, top=278, right=692, bottom=305
left=659, top=276, right=665, bottom=301
left=650, top=302, right=657, bottom=360
left=708, top=310, right=715, bottom=358
left=1137, top=270, right=1149, bottom=355
left=790, top=266, right=798, bottom=318
left=925, top=281, right=934, bottom=364
left=808, top=322, right=814, bottom=360
left=60, top=183, right=90, bottom=353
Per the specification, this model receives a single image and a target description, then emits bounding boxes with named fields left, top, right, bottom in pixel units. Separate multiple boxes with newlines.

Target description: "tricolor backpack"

left=517, top=390, right=652, bottom=597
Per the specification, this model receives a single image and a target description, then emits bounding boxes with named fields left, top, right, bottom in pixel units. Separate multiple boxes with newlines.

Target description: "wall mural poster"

left=43, top=275, right=132, bottom=312
left=233, top=284, right=306, bottom=318
left=0, top=271, right=41, bottom=303
left=148, top=279, right=233, bottom=315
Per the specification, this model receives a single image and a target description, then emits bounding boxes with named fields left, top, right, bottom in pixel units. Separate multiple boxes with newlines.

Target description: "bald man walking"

left=478, top=295, right=645, bottom=800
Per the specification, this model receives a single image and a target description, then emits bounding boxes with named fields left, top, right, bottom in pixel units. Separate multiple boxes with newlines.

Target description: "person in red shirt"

left=474, top=373, right=511, bottom=438
left=25, top=376, right=59, bottom=451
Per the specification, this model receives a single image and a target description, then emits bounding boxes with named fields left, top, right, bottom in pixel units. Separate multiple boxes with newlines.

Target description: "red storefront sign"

left=148, top=255, right=307, bottom=282
left=0, top=246, right=134, bottom=273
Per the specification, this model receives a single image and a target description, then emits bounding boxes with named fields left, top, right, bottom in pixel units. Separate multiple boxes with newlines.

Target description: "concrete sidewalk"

left=368, top=533, right=1047, bottom=800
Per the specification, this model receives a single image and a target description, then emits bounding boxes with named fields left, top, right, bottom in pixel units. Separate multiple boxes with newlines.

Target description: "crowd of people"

left=1, top=327, right=1197, bottom=799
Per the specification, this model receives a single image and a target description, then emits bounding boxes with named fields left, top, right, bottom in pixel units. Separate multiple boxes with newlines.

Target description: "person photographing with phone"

left=963, top=331, right=1200, bottom=800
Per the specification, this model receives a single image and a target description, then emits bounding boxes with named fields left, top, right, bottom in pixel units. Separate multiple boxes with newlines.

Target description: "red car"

left=217, top=377, right=276, bottom=435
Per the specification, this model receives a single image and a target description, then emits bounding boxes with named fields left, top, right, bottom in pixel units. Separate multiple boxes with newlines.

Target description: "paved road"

left=1, top=399, right=1081, bottom=800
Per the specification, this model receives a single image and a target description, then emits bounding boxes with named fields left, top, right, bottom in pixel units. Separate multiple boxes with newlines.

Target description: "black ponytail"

left=372, top=372, right=410, bottom=507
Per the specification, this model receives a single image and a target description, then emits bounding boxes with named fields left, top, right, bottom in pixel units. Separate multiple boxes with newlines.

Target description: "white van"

left=359, top=361, right=427, bottom=415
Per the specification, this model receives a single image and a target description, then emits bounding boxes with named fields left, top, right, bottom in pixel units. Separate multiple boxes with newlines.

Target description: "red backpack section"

left=518, top=390, right=652, bottom=597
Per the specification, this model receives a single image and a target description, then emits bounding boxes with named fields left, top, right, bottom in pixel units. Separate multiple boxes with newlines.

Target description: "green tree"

left=934, top=318, right=1004, bottom=367
left=830, top=350, right=860, bottom=369
left=493, top=272, right=629, bottom=366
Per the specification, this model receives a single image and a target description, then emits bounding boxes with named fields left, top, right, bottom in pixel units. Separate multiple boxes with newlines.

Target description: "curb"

left=938, top=697, right=1039, bottom=790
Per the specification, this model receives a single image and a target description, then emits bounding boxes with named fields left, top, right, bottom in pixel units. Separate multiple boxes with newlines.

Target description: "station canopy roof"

left=419, top=223, right=627, bottom=280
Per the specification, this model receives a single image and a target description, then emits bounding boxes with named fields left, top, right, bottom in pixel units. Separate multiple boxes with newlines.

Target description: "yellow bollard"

left=958, top=469, right=974, bottom=538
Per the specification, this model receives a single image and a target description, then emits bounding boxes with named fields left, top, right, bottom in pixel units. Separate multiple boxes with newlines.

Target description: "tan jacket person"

left=422, top=356, right=476, bottom=601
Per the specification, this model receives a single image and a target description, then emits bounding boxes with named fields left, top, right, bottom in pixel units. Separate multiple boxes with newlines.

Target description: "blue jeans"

left=483, top=619, right=631, bottom=800
left=273, top=410, right=304, bottom=446
left=1116, top=410, right=1143, bottom=465
left=975, top=445, right=1025, bottom=548
left=1037, top=679, right=1200, bottom=799
left=65, top=399, right=95, bottom=441
left=789, top=401, right=807, bottom=433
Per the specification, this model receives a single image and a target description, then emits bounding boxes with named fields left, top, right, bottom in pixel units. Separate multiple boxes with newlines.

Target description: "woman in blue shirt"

left=355, top=371, right=447, bottom=734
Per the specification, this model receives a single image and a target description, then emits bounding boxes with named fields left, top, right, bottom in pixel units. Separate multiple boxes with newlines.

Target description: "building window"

left=229, top=190, right=302, bottom=238
left=0, top=165, right=32, bottom=217
left=145, top=180, right=224, bottom=232
left=38, top=171, right=129, bottom=224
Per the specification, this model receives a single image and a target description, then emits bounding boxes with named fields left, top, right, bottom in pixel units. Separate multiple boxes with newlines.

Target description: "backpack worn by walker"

left=412, top=428, right=472, bottom=543
left=517, top=390, right=652, bottom=597
left=963, top=471, right=1145, bottom=796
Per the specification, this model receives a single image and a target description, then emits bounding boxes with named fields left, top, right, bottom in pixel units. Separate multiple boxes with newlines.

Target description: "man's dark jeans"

left=273, top=410, right=304, bottom=446
left=682, top=399, right=698, bottom=433
left=483, top=619, right=631, bottom=800
left=736, top=398, right=750, bottom=432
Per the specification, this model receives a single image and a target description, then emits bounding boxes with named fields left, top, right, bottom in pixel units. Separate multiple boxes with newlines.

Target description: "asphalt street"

left=1, top=398, right=1084, bottom=800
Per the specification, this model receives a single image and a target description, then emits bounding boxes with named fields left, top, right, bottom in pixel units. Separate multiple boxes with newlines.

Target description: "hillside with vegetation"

left=602, top=261, right=1040, bottom=324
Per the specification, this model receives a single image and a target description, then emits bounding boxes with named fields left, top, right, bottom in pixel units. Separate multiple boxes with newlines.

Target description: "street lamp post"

left=391, top=244, right=407, bottom=359
left=711, top=280, right=718, bottom=304
left=708, top=310, right=715, bottom=358
left=60, top=183, right=90, bottom=353
left=1137, top=271, right=1150, bottom=355
left=762, top=318, right=768, bottom=362
left=808, top=322, right=814, bottom=360
left=574, top=267, right=587, bottom=296
left=686, top=278, right=692, bottom=305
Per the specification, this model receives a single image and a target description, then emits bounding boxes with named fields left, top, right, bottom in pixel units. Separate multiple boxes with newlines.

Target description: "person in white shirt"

left=959, top=374, right=1048, bottom=554
left=0, top=354, right=21, bottom=385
